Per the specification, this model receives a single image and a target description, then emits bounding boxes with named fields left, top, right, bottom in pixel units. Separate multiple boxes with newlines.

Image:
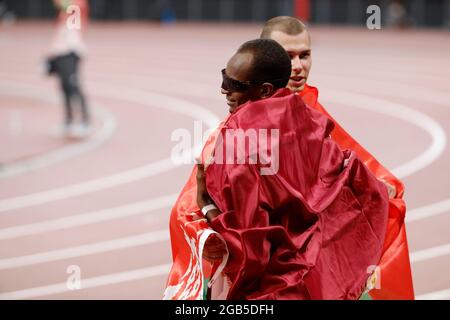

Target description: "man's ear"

left=259, top=83, right=274, bottom=99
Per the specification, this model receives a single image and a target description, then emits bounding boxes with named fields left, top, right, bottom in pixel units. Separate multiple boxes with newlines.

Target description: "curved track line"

left=321, top=89, right=447, bottom=179
left=0, top=192, right=444, bottom=239
left=319, top=73, right=450, bottom=107
left=407, top=198, right=450, bottom=223
left=416, top=288, right=450, bottom=300
left=0, top=263, right=171, bottom=300
left=6, top=73, right=444, bottom=181
left=0, top=194, right=176, bottom=240
left=89, top=81, right=220, bottom=127
left=410, top=243, right=450, bottom=263
left=0, top=230, right=170, bottom=270
left=0, top=82, right=117, bottom=179
left=1, top=80, right=445, bottom=227
left=0, top=157, right=177, bottom=213
left=0, top=81, right=220, bottom=213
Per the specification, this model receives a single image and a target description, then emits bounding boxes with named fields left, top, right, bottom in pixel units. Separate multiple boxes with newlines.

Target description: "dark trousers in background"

left=52, top=52, right=89, bottom=126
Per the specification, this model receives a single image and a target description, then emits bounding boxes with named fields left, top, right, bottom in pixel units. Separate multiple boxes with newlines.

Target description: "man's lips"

left=226, top=99, right=237, bottom=112
left=226, top=99, right=236, bottom=107
left=290, top=76, right=305, bottom=82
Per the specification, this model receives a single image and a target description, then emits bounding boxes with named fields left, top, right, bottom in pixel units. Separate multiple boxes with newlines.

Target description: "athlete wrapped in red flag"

left=300, top=84, right=413, bottom=299
left=165, top=39, right=389, bottom=300
left=262, top=16, right=414, bottom=299
left=206, top=88, right=389, bottom=299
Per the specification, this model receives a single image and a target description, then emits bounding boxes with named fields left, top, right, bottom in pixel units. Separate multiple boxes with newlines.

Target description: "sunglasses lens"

left=221, top=69, right=247, bottom=92
left=221, top=79, right=230, bottom=91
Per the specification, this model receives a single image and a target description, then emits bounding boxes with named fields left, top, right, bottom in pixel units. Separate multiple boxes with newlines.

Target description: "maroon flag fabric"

left=205, top=89, right=389, bottom=300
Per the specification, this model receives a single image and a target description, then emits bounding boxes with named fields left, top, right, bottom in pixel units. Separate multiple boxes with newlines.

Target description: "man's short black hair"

left=237, top=38, right=291, bottom=90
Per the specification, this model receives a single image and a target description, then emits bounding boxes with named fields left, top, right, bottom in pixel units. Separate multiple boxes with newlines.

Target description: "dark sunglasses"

left=221, top=68, right=264, bottom=92
left=221, top=69, right=286, bottom=93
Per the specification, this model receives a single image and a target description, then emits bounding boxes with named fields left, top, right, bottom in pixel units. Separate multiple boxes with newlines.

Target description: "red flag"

left=205, top=89, right=389, bottom=299
left=164, top=86, right=413, bottom=300
left=300, top=84, right=414, bottom=299
left=164, top=120, right=229, bottom=300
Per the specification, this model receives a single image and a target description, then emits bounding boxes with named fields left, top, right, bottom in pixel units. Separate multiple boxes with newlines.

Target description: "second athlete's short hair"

left=260, top=16, right=307, bottom=38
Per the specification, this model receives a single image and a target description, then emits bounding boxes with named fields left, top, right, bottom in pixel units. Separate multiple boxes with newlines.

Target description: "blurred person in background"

left=261, top=16, right=414, bottom=300
left=157, top=0, right=176, bottom=24
left=0, top=0, right=15, bottom=26
left=386, top=0, right=411, bottom=29
left=0, top=0, right=6, bottom=18
left=46, top=0, right=90, bottom=138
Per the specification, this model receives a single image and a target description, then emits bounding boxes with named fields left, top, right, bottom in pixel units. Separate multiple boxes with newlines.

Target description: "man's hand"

left=205, top=209, right=221, bottom=223
left=203, top=233, right=227, bottom=262
left=196, top=162, right=222, bottom=222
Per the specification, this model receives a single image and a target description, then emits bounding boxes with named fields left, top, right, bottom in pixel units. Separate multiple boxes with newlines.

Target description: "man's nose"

left=221, top=88, right=229, bottom=95
left=292, top=56, right=302, bottom=72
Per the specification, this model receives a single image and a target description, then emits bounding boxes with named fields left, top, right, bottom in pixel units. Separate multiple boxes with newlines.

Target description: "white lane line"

left=321, top=89, right=447, bottom=180
left=416, top=289, right=450, bottom=300
left=0, top=194, right=176, bottom=240
left=407, top=198, right=450, bottom=223
left=0, top=157, right=177, bottom=213
left=0, top=108, right=116, bottom=179
left=0, top=213, right=441, bottom=272
left=0, top=263, right=171, bottom=300
left=4, top=242, right=446, bottom=300
left=90, top=72, right=223, bottom=102
left=0, top=80, right=219, bottom=213
left=0, top=82, right=117, bottom=179
left=89, top=81, right=220, bottom=127
left=4, top=76, right=443, bottom=212
left=0, top=230, right=170, bottom=270
left=0, top=192, right=440, bottom=266
left=0, top=188, right=435, bottom=240
left=410, top=243, right=450, bottom=263
left=0, top=71, right=223, bottom=104
left=320, top=73, right=450, bottom=109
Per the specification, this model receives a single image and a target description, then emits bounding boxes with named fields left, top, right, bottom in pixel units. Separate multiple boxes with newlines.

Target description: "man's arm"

left=196, top=163, right=226, bottom=261
left=196, top=163, right=221, bottom=222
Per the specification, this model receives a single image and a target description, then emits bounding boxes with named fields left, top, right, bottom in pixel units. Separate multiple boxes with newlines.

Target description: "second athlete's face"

left=269, top=30, right=312, bottom=93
